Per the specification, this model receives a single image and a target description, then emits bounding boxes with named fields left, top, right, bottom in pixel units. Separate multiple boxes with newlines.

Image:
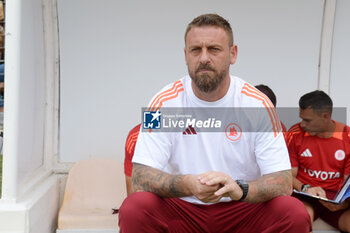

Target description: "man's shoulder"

left=286, top=123, right=304, bottom=146
left=334, top=121, right=350, bottom=140
left=344, top=125, right=350, bottom=137
left=235, top=78, right=275, bottom=108
left=126, top=124, right=141, bottom=146
left=147, top=77, right=187, bottom=110
left=125, top=124, right=141, bottom=158
left=335, top=121, right=350, bottom=132
left=233, top=78, right=282, bottom=134
left=156, top=77, right=187, bottom=96
left=288, top=123, right=303, bottom=133
left=128, top=124, right=141, bottom=137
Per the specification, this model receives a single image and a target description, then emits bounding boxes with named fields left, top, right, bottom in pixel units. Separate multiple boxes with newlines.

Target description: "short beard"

left=189, top=63, right=227, bottom=93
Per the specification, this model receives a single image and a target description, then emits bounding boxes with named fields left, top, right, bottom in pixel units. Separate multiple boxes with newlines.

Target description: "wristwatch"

left=236, top=180, right=249, bottom=201
left=301, top=184, right=312, bottom=192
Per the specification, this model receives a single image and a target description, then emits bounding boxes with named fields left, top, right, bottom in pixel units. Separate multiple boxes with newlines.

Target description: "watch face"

left=301, top=184, right=311, bottom=192
left=236, top=180, right=248, bottom=186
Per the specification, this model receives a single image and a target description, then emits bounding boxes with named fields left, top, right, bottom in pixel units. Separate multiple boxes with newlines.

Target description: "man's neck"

left=316, top=120, right=336, bottom=138
left=192, top=76, right=231, bottom=102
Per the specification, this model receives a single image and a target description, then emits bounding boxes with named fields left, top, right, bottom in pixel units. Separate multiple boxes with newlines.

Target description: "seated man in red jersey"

left=287, top=90, right=350, bottom=232
left=124, top=124, right=141, bottom=196
left=255, top=84, right=287, bottom=134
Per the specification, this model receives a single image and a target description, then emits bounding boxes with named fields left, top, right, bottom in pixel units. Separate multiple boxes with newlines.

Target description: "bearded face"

left=185, top=27, right=236, bottom=94
left=188, top=61, right=229, bottom=93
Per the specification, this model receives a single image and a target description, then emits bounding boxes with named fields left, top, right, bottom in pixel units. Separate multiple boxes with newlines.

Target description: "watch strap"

left=236, top=180, right=249, bottom=201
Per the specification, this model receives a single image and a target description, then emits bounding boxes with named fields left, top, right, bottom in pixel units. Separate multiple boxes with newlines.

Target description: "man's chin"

left=197, top=84, right=216, bottom=93
left=307, top=131, right=317, bottom=136
left=195, top=72, right=213, bottom=80
left=190, top=72, right=225, bottom=93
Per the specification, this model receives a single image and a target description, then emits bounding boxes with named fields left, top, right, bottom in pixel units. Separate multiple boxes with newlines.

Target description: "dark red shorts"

left=119, top=192, right=311, bottom=233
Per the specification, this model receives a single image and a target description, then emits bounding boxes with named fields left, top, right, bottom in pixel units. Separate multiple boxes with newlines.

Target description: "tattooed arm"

left=245, top=169, right=292, bottom=203
left=132, top=163, right=190, bottom=197
left=199, top=169, right=292, bottom=203
left=132, top=163, right=221, bottom=201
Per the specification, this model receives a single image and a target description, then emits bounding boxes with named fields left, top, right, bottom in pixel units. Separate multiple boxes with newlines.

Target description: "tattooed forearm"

left=245, top=170, right=292, bottom=203
left=132, top=163, right=191, bottom=198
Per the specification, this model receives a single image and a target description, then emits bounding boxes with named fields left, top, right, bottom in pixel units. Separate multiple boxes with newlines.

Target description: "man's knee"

left=118, top=192, right=167, bottom=232
left=119, top=191, right=162, bottom=218
left=338, top=209, right=350, bottom=232
left=267, top=196, right=311, bottom=231
left=269, top=196, right=309, bottom=217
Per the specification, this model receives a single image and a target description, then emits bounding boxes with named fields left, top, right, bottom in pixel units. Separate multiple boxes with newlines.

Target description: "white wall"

left=57, top=0, right=324, bottom=163
left=330, top=0, right=350, bottom=125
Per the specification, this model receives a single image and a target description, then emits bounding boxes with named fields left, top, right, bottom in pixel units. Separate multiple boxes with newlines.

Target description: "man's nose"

left=199, top=49, right=210, bottom=63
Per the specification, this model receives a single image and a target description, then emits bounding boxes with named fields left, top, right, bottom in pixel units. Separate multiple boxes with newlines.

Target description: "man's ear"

left=322, top=111, right=331, bottom=120
left=184, top=47, right=188, bottom=65
left=230, top=45, right=238, bottom=65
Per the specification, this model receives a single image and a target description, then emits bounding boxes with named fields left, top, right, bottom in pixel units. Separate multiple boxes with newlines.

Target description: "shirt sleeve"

left=287, top=131, right=300, bottom=168
left=131, top=81, right=180, bottom=171
left=124, top=124, right=141, bottom=177
left=132, top=130, right=172, bottom=170
left=124, top=142, right=134, bottom=177
left=255, top=132, right=291, bottom=175
left=253, top=108, right=291, bottom=175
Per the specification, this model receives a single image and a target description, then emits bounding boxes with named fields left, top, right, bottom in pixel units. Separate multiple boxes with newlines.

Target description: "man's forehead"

left=188, top=25, right=224, bottom=32
left=300, top=107, right=319, bottom=117
left=185, top=26, right=228, bottom=42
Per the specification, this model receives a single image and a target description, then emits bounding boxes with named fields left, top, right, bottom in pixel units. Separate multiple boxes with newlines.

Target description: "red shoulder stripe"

left=149, top=81, right=183, bottom=111
left=244, top=84, right=281, bottom=132
left=241, top=84, right=281, bottom=137
left=126, top=134, right=139, bottom=154
left=125, top=131, right=139, bottom=153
